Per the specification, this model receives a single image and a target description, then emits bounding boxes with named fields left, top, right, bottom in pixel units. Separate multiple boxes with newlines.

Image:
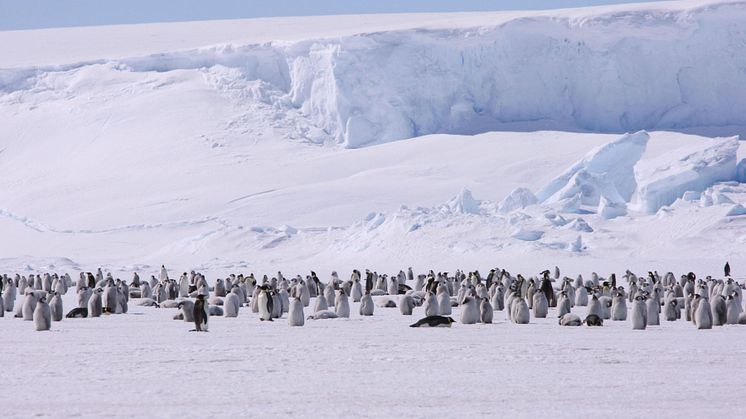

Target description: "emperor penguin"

left=49, top=291, right=63, bottom=322
left=258, top=285, right=274, bottom=321
left=460, top=296, right=479, bottom=324
left=299, top=280, right=310, bottom=307
left=587, top=294, right=603, bottom=318
left=271, top=290, right=282, bottom=319
left=575, top=286, right=589, bottom=306
left=21, top=291, right=37, bottom=320
left=387, top=276, right=398, bottom=296
left=214, top=279, right=226, bottom=297
left=177, top=300, right=195, bottom=322
left=359, top=291, right=374, bottom=316
left=224, top=289, right=240, bottom=318
left=314, top=289, right=329, bottom=312
left=288, top=297, right=305, bottom=326
left=277, top=287, right=290, bottom=313
left=33, top=295, right=51, bottom=331
left=192, top=295, right=208, bottom=331
left=102, top=279, right=117, bottom=314
left=399, top=294, right=415, bottom=315
left=710, top=295, right=727, bottom=326
left=532, top=291, right=549, bottom=318
left=437, top=285, right=451, bottom=315
left=663, top=298, right=679, bottom=321
left=539, top=271, right=557, bottom=307
left=335, top=289, right=350, bottom=318
left=88, top=288, right=103, bottom=318
left=725, top=293, right=741, bottom=324
left=480, top=298, right=493, bottom=324
left=559, top=313, right=582, bottom=326
left=491, top=285, right=504, bottom=311
left=631, top=295, right=647, bottom=330
left=178, top=273, right=190, bottom=298
left=695, top=296, right=713, bottom=329
left=424, top=292, right=440, bottom=317
left=140, top=281, right=152, bottom=300
left=2, top=281, right=16, bottom=312
left=324, top=281, right=336, bottom=307
left=646, top=295, right=660, bottom=326
left=556, top=291, right=571, bottom=318
left=511, top=297, right=530, bottom=324
left=611, top=290, right=627, bottom=321
left=350, top=276, right=363, bottom=303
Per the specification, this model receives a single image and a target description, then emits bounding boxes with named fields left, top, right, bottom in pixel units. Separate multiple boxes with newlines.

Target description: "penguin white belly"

left=258, top=293, right=272, bottom=320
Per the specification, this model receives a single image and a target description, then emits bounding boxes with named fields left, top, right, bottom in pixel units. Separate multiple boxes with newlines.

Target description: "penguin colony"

left=2, top=263, right=746, bottom=332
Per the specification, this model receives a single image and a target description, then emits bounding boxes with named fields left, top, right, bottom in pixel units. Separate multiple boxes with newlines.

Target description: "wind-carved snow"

left=536, top=131, right=649, bottom=210
left=634, top=136, right=739, bottom=213
left=2, top=1, right=746, bottom=147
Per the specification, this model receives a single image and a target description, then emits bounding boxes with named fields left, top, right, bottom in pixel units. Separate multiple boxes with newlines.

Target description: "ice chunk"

left=737, top=159, right=746, bottom=183
left=570, top=236, right=584, bottom=253
left=726, top=204, right=746, bottom=217
left=442, top=188, right=480, bottom=215
left=598, top=197, right=627, bottom=220
left=537, top=131, right=649, bottom=206
left=498, top=187, right=537, bottom=214
left=511, top=228, right=544, bottom=241
left=565, top=218, right=593, bottom=232
left=681, top=191, right=701, bottom=202
left=635, top=137, right=739, bottom=214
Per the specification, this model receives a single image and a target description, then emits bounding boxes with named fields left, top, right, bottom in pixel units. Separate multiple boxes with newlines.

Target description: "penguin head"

left=446, top=317, right=455, bottom=324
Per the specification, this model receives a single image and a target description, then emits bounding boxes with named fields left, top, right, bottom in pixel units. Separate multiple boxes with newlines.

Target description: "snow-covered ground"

left=2, top=1, right=746, bottom=417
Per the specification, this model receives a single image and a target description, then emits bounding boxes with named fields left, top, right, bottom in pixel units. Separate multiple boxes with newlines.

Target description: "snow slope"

left=2, top=0, right=746, bottom=148
left=0, top=1, right=744, bottom=279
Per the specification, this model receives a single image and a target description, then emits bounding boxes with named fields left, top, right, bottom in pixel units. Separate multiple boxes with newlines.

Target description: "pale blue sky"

left=0, top=0, right=668, bottom=31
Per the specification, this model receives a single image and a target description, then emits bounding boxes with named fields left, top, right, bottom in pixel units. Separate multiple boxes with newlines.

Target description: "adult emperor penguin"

left=192, top=294, right=208, bottom=331
left=480, top=298, right=493, bottom=324
left=335, top=288, right=350, bottom=318
left=410, top=315, right=455, bottom=327
left=539, top=270, right=557, bottom=307
left=724, top=261, right=731, bottom=277
left=257, top=285, right=274, bottom=321
left=288, top=296, right=305, bottom=326
left=49, top=291, right=63, bottom=322
left=33, top=294, right=51, bottom=331
left=359, top=291, right=374, bottom=316
left=399, top=294, right=415, bottom=315
left=631, top=295, right=647, bottom=330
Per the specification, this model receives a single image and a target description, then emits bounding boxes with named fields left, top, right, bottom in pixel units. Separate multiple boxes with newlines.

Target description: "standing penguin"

left=724, top=262, right=731, bottom=277
left=539, top=271, right=556, bottom=307
left=587, top=294, right=603, bottom=318
left=663, top=299, right=679, bottom=322
left=710, top=295, right=727, bottom=326
left=324, top=281, right=336, bottom=307
left=33, top=295, right=51, bottom=331
left=288, top=297, right=305, bottom=326
left=335, top=289, right=350, bottom=318
left=314, top=289, right=329, bottom=312
left=631, top=295, right=647, bottom=330
left=611, top=291, right=627, bottom=321
left=192, top=294, right=208, bottom=331
left=460, top=296, right=479, bottom=324
left=424, top=292, right=439, bottom=317
left=258, top=286, right=274, bottom=321
left=556, top=291, right=571, bottom=318
left=2, top=279, right=15, bottom=312
left=359, top=291, right=374, bottom=316
left=480, top=298, right=493, bottom=324
left=350, top=274, right=363, bottom=302
left=49, top=292, right=63, bottom=322
left=437, top=286, right=451, bottom=315
left=20, top=291, right=37, bottom=321
left=646, top=295, right=660, bottom=326
left=88, top=288, right=103, bottom=317
left=224, top=289, right=240, bottom=318
left=695, top=296, right=713, bottom=329
left=399, top=294, right=415, bottom=315
left=726, top=293, right=741, bottom=324
left=532, top=291, right=549, bottom=318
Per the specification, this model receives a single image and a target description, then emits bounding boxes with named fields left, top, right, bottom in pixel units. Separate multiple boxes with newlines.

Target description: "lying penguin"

left=410, top=315, right=455, bottom=328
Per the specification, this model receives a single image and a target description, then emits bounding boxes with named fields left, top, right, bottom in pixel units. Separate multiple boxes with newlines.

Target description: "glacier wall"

left=3, top=1, right=746, bottom=148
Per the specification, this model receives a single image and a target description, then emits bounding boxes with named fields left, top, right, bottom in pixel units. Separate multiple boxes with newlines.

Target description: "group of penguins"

left=1, top=262, right=745, bottom=331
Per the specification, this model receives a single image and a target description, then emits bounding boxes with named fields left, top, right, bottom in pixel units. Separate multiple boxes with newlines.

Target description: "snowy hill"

left=0, top=0, right=745, bottom=277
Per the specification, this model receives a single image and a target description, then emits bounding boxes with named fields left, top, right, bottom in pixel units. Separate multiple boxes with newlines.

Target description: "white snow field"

left=2, top=0, right=746, bottom=417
